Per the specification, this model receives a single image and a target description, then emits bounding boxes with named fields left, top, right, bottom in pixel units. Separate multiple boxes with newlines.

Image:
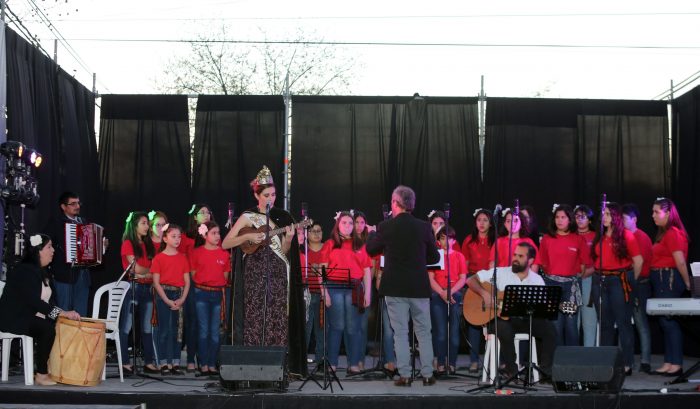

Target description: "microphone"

left=226, top=202, right=235, bottom=228
left=493, top=204, right=503, bottom=216
left=514, top=198, right=520, bottom=217
left=301, top=202, right=308, bottom=219
left=382, top=204, right=390, bottom=221
left=443, top=203, right=451, bottom=220
left=266, top=201, right=271, bottom=214
left=601, top=193, right=607, bottom=213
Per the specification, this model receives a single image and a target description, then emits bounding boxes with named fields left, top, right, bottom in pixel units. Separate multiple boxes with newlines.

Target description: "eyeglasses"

left=66, top=201, right=81, bottom=207
left=575, top=215, right=588, bottom=220
left=309, top=229, right=322, bottom=233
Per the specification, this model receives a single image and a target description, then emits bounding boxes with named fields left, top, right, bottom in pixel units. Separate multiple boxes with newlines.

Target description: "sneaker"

left=639, top=363, right=651, bottom=374
left=170, top=366, right=184, bottom=376
left=422, top=376, right=437, bottom=386
left=394, top=377, right=412, bottom=387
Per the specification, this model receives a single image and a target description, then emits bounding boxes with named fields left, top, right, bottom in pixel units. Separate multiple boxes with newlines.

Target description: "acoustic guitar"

left=462, top=282, right=508, bottom=326
left=239, top=219, right=314, bottom=255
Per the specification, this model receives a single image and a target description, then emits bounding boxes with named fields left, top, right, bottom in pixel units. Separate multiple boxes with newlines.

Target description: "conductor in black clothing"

left=0, top=233, right=80, bottom=386
left=366, top=185, right=440, bottom=387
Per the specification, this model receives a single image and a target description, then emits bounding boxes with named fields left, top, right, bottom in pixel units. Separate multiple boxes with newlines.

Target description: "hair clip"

left=161, top=223, right=170, bottom=233
left=30, top=234, right=42, bottom=247
left=427, top=210, right=436, bottom=218
left=656, top=197, right=667, bottom=201
left=473, top=208, right=484, bottom=217
left=187, top=204, right=196, bottom=215
left=334, top=211, right=341, bottom=221
left=350, top=209, right=355, bottom=218
left=148, top=210, right=156, bottom=221
left=552, top=203, right=560, bottom=213
left=388, top=211, right=392, bottom=217
left=501, top=207, right=511, bottom=217
left=125, top=212, right=134, bottom=223
left=198, top=224, right=208, bottom=237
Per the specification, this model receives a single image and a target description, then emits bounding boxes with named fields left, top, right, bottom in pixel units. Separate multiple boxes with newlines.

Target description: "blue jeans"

left=580, top=276, right=598, bottom=346
left=650, top=268, right=686, bottom=365
left=194, top=288, right=222, bottom=368
left=327, top=287, right=363, bottom=367
left=53, top=269, right=91, bottom=316
left=465, top=288, right=482, bottom=365
left=184, top=285, right=198, bottom=365
left=385, top=296, right=434, bottom=378
left=628, top=272, right=651, bottom=365
left=305, top=292, right=325, bottom=359
left=430, top=290, right=463, bottom=367
left=591, top=274, right=634, bottom=367
left=154, top=288, right=182, bottom=366
left=543, top=276, right=580, bottom=346
left=380, top=298, right=396, bottom=365
left=118, top=283, right=156, bottom=365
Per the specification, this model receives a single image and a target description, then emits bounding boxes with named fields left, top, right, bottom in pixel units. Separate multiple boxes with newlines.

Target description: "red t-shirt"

left=321, top=239, right=372, bottom=281
left=490, top=236, right=538, bottom=267
left=593, top=230, right=640, bottom=271
left=538, top=233, right=592, bottom=277
left=461, top=234, right=492, bottom=274
left=151, top=237, right=164, bottom=255
left=190, top=246, right=230, bottom=287
left=178, top=235, right=195, bottom=259
left=300, top=247, right=324, bottom=292
left=651, top=227, right=688, bottom=269
left=578, top=231, right=596, bottom=249
left=437, top=240, right=461, bottom=252
left=120, top=240, right=151, bottom=270
left=433, top=251, right=467, bottom=289
left=151, top=252, right=191, bottom=287
left=632, top=229, right=654, bottom=278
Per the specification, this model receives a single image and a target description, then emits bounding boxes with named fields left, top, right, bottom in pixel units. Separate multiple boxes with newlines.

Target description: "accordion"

left=64, top=223, right=104, bottom=266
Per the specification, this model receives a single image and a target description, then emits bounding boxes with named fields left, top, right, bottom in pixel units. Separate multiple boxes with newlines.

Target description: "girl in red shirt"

left=322, top=211, right=372, bottom=374
left=148, top=210, right=168, bottom=254
left=591, top=203, right=642, bottom=373
left=353, top=210, right=374, bottom=371
left=489, top=208, right=538, bottom=270
left=539, top=204, right=593, bottom=346
left=460, top=208, right=495, bottom=372
left=429, top=210, right=460, bottom=251
left=191, top=221, right=230, bottom=376
left=650, top=198, right=690, bottom=376
left=574, top=204, right=598, bottom=347
left=118, top=211, right=158, bottom=375
left=152, top=223, right=191, bottom=375
left=429, top=226, right=467, bottom=374
left=301, top=223, right=326, bottom=364
left=181, top=203, right=214, bottom=372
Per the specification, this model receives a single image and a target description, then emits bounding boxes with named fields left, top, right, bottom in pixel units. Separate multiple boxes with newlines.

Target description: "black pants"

left=28, top=317, right=56, bottom=374
left=489, top=317, right=556, bottom=375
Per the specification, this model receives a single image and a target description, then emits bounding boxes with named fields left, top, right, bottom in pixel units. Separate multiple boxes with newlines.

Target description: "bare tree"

left=157, top=26, right=358, bottom=96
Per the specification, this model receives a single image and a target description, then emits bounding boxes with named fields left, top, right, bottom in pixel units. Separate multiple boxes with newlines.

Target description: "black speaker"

left=218, top=345, right=287, bottom=390
left=552, top=346, right=625, bottom=393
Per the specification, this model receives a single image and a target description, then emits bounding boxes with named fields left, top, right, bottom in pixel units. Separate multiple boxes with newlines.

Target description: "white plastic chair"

left=482, top=329, right=540, bottom=384
left=0, top=280, right=35, bottom=385
left=91, top=280, right=130, bottom=382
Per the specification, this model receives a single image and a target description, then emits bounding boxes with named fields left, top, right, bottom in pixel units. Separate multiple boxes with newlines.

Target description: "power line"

left=58, top=37, right=700, bottom=50
left=4, top=3, right=52, bottom=58
left=653, top=69, right=700, bottom=100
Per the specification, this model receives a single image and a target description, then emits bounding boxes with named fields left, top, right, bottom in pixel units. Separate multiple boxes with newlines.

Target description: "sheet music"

left=380, top=249, right=444, bottom=270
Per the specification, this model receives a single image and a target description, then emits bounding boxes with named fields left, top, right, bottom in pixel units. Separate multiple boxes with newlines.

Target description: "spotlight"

left=0, top=140, right=41, bottom=206
left=24, top=148, right=42, bottom=168
left=0, top=141, right=24, bottom=158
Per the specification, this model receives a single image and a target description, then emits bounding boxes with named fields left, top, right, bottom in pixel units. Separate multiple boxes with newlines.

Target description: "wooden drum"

left=48, top=317, right=106, bottom=386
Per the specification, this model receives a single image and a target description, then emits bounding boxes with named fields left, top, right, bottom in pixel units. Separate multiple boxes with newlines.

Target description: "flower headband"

left=187, top=204, right=196, bottom=215
left=551, top=203, right=560, bottom=214
left=198, top=224, right=209, bottom=237
left=501, top=207, right=511, bottom=217
left=125, top=212, right=134, bottom=223
left=334, top=210, right=355, bottom=221
left=161, top=223, right=170, bottom=233
left=148, top=210, right=156, bottom=221
left=29, top=234, right=43, bottom=247
left=427, top=210, right=436, bottom=218
left=473, top=208, right=484, bottom=217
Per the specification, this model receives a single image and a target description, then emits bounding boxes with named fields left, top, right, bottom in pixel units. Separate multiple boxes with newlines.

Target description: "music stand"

left=500, top=285, right=561, bottom=387
left=298, top=266, right=351, bottom=393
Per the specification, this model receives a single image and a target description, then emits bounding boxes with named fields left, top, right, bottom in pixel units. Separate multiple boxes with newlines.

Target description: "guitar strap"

left=242, top=211, right=290, bottom=275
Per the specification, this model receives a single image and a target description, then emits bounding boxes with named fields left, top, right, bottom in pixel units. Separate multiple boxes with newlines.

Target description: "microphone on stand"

left=443, top=203, right=451, bottom=220
left=513, top=198, right=520, bottom=217
left=493, top=204, right=503, bottom=217
left=382, top=204, right=390, bottom=221
left=225, top=202, right=235, bottom=229
left=601, top=193, right=607, bottom=213
left=301, top=202, right=309, bottom=220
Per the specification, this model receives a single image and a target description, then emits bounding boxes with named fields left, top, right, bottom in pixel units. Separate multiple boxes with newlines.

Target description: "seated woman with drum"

left=0, top=234, right=81, bottom=386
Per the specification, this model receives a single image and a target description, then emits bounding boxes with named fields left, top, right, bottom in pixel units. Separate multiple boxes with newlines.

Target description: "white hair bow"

left=427, top=210, right=436, bottom=218
left=30, top=235, right=42, bottom=247
left=473, top=208, right=484, bottom=217
left=198, top=224, right=209, bottom=237
left=552, top=203, right=560, bottom=213
left=501, top=208, right=511, bottom=217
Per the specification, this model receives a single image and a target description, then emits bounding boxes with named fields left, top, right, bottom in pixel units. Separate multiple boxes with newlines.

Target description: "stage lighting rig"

left=0, top=140, right=41, bottom=207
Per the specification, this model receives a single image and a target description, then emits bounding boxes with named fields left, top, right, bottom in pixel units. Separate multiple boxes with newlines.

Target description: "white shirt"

left=475, top=266, right=545, bottom=291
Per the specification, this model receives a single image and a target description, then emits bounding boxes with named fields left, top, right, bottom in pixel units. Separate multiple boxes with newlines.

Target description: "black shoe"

left=170, top=366, right=184, bottom=376
left=208, top=370, right=220, bottom=378
left=625, top=368, right=633, bottom=376
left=143, top=365, right=160, bottom=374
left=394, top=377, right=412, bottom=387
left=186, top=366, right=196, bottom=374
left=423, top=376, right=436, bottom=386
left=664, top=369, right=683, bottom=377
left=121, top=366, right=134, bottom=376
left=346, top=369, right=362, bottom=377
left=639, top=363, right=651, bottom=374
left=160, top=367, right=170, bottom=376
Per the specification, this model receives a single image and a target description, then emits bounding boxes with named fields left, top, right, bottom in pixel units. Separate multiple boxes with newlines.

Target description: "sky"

left=4, top=0, right=700, bottom=100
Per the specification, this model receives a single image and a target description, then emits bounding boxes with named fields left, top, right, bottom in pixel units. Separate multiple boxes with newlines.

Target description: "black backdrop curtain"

left=98, top=94, right=190, bottom=281
left=484, top=98, right=668, bottom=235
left=673, top=85, right=700, bottom=261
left=191, top=95, right=284, bottom=221
left=291, top=96, right=481, bottom=239
left=4, top=27, right=97, bottom=262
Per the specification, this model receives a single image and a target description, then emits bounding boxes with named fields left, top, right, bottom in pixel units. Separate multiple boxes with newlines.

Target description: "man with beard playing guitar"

left=466, top=242, right=556, bottom=381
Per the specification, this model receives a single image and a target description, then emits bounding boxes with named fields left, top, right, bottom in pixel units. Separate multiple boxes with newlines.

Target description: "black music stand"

left=298, top=266, right=351, bottom=393
left=500, top=285, right=561, bottom=388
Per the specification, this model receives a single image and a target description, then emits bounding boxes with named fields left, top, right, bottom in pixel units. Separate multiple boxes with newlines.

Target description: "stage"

left=0, top=355, right=698, bottom=409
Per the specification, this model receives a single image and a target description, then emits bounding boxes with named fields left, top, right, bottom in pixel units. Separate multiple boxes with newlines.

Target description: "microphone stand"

left=261, top=202, right=272, bottom=346
left=596, top=194, right=606, bottom=347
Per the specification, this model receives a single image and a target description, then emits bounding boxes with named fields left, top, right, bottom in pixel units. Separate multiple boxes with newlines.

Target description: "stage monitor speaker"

left=552, top=346, right=625, bottom=393
left=218, top=345, right=286, bottom=389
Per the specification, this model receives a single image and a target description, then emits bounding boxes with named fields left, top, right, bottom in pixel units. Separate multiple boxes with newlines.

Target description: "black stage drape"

left=4, top=27, right=97, bottom=260
left=191, top=95, right=284, bottom=222
left=98, top=95, right=190, bottom=280
left=291, top=96, right=481, bottom=240
left=484, top=98, right=668, bottom=235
